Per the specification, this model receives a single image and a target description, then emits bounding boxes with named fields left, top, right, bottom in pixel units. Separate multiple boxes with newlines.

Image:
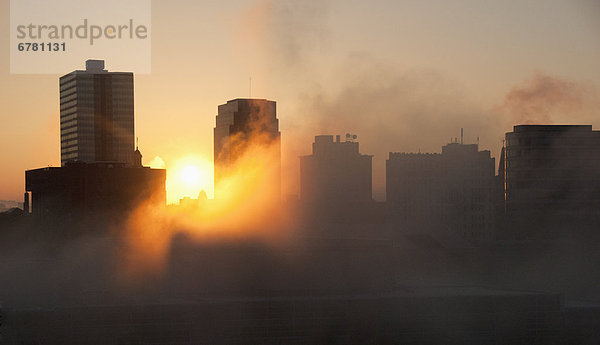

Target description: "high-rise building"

left=300, top=134, right=373, bottom=202
left=500, top=125, right=600, bottom=239
left=387, top=139, right=495, bottom=243
left=24, top=61, right=165, bottom=221
left=59, top=60, right=134, bottom=166
left=213, top=98, right=281, bottom=199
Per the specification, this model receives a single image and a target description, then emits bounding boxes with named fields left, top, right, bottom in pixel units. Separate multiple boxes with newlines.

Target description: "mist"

left=2, top=1, right=600, bottom=343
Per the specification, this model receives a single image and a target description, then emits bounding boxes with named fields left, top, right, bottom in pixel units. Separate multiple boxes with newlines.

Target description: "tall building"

left=300, top=134, right=373, bottom=202
left=24, top=61, right=165, bottom=221
left=387, top=139, right=495, bottom=243
left=501, top=125, right=600, bottom=240
left=213, top=99, right=281, bottom=200
left=60, top=60, right=134, bottom=166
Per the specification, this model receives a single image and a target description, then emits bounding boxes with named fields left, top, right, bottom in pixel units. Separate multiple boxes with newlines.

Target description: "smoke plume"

left=497, top=72, right=598, bottom=125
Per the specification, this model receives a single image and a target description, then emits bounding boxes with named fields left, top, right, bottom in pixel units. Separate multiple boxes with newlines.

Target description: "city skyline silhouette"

left=2, top=1, right=600, bottom=204
left=2, top=1, right=600, bottom=344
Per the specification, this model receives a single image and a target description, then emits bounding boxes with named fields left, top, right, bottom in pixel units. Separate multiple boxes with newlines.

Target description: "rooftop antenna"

left=136, top=137, right=139, bottom=150
left=460, top=128, right=464, bottom=145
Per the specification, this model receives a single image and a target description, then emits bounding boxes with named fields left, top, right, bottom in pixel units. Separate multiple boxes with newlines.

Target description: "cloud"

left=148, top=156, right=165, bottom=169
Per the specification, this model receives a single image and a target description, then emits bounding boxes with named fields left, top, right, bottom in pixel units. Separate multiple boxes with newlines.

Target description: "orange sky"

left=1, top=0, right=599, bottom=202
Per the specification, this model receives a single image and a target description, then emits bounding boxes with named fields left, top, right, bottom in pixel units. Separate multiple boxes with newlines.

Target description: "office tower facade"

left=501, top=125, right=600, bottom=239
left=387, top=141, right=495, bottom=243
left=300, top=135, right=373, bottom=202
left=213, top=99, right=281, bottom=199
left=60, top=60, right=134, bottom=166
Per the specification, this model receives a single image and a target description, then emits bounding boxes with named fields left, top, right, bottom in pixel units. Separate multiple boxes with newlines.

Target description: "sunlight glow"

left=181, top=166, right=201, bottom=185
left=123, top=139, right=294, bottom=277
left=166, top=156, right=213, bottom=204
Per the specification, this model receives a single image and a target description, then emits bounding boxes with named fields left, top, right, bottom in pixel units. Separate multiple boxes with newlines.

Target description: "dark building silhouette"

left=24, top=61, right=165, bottom=221
left=387, top=137, right=495, bottom=243
left=213, top=98, right=281, bottom=200
left=25, top=162, right=165, bottom=221
left=500, top=125, right=600, bottom=240
left=60, top=60, right=134, bottom=166
left=300, top=134, right=372, bottom=202
left=495, top=146, right=507, bottom=236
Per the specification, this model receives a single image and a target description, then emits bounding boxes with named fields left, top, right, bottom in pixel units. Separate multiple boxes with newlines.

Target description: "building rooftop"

left=513, top=124, right=593, bottom=133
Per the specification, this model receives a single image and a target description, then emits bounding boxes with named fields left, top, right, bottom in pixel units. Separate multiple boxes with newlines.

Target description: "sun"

left=181, top=165, right=201, bottom=186
left=165, top=156, right=213, bottom=204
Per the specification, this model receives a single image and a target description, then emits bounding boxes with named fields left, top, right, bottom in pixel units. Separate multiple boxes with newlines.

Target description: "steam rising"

left=497, top=72, right=591, bottom=124
left=237, top=0, right=330, bottom=71
left=120, top=116, right=291, bottom=280
left=236, top=0, right=600, bottom=200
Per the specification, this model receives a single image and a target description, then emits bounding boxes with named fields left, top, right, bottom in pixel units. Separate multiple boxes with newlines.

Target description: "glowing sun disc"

left=181, top=165, right=201, bottom=185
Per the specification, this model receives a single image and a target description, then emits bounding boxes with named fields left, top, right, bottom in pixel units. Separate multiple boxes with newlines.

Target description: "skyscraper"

left=213, top=98, right=281, bottom=200
left=59, top=60, right=134, bottom=166
left=500, top=125, right=600, bottom=240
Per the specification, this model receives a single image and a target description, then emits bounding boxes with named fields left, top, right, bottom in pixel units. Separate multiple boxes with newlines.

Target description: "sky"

left=1, top=0, right=599, bottom=202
